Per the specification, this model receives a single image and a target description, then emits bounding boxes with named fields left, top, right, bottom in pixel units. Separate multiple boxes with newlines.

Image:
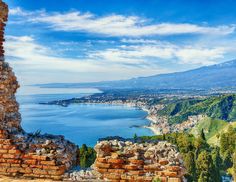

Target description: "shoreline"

left=81, top=102, right=162, bottom=135
left=48, top=100, right=162, bottom=136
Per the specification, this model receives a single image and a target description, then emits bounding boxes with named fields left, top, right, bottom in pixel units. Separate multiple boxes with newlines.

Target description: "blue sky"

left=3, top=0, right=236, bottom=86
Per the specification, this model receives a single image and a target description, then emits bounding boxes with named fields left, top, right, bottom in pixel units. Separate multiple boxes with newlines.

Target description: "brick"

left=128, top=170, right=145, bottom=176
left=159, top=160, right=169, bottom=165
left=110, top=163, right=123, bottom=169
left=95, top=162, right=110, bottom=169
left=47, top=168, right=65, bottom=176
left=0, top=163, right=10, bottom=167
left=108, top=158, right=124, bottom=164
left=24, top=159, right=37, bottom=165
left=97, top=168, right=108, bottom=173
left=20, top=167, right=32, bottom=174
left=10, top=163, right=21, bottom=167
left=6, top=159, right=21, bottom=164
left=128, top=159, right=144, bottom=165
left=42, top=165, right=65, bottom=170
left=144, top=164, right=161, bottom=171
left=33, top=168, right=48, bottom=175
left=7, top=167, right=22, bottom=173
left=0, top=167, right=7, bottom=172
left=31, top=155, right=48, bottom=161
left=8, top=149, right=21, bottom=154
left=0, top=149, right=7, bottom=153
left=163, top=171, right=178, bottom=177
left=103, top=173, right=121, bottom=180
left=108, top=169, right=125, bottom=174
left=40, top=160, right=56, bottom=166
left=96, top=157, right=107, bottom=163
left=123, top=164, right=139, bottom=170
left=167, top=166, right=181, bottom=172
left=2, top=154, right=19, bottom=159
left=0, top=139, right=12, bottom=144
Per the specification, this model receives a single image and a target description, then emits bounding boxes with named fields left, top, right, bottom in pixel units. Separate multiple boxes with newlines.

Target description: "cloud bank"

left=9, top=8, right=235, bottom=37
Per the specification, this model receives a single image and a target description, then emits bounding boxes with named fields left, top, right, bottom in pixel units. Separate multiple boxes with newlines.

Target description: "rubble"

left=0, top=0, right=78, bottom=180
left=93, top=139, right=186, bottom=182
left=0, top=1, right=187, bottom=181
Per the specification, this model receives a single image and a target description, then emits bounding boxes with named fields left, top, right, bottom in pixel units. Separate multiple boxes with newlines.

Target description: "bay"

left=16, top=87, right=153, bottom=146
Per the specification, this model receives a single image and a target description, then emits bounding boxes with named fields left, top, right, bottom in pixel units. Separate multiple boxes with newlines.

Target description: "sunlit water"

left=16, top=87, right=153, bottom=146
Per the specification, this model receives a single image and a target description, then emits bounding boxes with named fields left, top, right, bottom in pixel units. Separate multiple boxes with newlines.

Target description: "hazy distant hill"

left=37, top=59, right=236, bottom=90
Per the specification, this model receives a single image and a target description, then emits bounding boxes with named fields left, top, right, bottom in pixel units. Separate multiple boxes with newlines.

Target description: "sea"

left=16, top=86, right=153, bottom=146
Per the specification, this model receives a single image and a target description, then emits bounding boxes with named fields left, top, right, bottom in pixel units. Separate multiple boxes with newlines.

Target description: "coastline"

left=47, top=100, right=162, bottom=136
left=81, top=102, right=162, bottom=135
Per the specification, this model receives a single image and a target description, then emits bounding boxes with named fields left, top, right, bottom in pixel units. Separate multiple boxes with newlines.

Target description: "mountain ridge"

left=36, top=59, right=236, bottom=90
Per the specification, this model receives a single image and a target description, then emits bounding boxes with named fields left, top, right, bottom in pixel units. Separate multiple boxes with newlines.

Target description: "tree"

left=194, top=137, right=208, bottom=159
left=176, top=133, right=194, bottom=153
left=198, top=171, right=208, bottom=182
left=211, top=147, right=222, bottom=182
left=79, top=144, right=96, bottom=168
left=196, top=151, right=215, bottom=182
left=184, top=151, right=196, bottom=181
left=200, top=129, right=206, bottom=141
left=223, top=150, right=233, bottom=170
left=133, top=133, right=138, bottom=142
left=220, top=126, right=236, bottom=157
left=233, top=151, right=236, bottom=180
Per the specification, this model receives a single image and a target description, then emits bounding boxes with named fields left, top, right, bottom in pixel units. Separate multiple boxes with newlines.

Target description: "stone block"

left=108, top=158, right=125, bottom=164
left=95, top=162, right=111, bottom=169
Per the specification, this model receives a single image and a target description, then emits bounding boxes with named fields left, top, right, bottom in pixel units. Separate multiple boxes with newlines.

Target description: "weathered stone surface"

left=0, top=0, right=78, bottom=179
left=94, top=139, right=186, bottom=182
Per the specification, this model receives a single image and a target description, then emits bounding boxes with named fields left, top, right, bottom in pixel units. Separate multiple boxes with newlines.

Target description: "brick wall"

left=0, top=1, right=186, bottom=181
left=94, top=140, right=186, bottom=182
left=0, top=0, right=78, bottom=180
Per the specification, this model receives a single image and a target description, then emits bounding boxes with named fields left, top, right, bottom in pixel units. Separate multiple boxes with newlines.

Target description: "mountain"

left=156, top=94, right=236, bottom=124
left=37, top=59, right=236, bottom=90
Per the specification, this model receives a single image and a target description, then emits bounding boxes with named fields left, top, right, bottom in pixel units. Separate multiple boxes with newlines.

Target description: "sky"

left=3, top=0, right=236, bottom=87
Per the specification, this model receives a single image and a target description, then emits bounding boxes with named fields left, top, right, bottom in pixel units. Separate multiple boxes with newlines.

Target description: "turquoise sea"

left=16, top=87, right=153, bottom=146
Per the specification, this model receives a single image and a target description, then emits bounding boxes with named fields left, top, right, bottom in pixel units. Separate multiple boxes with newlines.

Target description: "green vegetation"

left=190, top=117, right=228, bottom=140
left=157, top=94, right=236, bottom=124
left=141, top=126, right=236, bottom=181
left=207, top=122, right=236, bottom=145
left=79, top=144, right=96, bottom=168
left=152, top=178, right=161, bottom=182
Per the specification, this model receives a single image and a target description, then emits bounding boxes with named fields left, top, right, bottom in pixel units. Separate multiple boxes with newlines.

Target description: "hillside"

left=157, top=94, right=236, bottom=124
left=190, top=117, right=228, bottom=140
left=207, top=122, right=236, bottom=145
left=37, top=59, right=236, bottom=90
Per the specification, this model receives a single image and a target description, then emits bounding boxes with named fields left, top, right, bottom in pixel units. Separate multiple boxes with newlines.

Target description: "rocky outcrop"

left=0, top=0, right=78, bottom=180
left=94, top=139, right=186, bottom=182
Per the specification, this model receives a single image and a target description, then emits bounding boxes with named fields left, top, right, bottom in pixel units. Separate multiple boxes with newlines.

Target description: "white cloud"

left=175, top=47, right=225, bottom=64
left=121, top=39, right=160, bottom=44
left=9, top=7, right=235, bottom=37
left=90, top=43, right=227, bottom=65
left=4, top=35, right=168, bottom=85
left=9, top=7, right=27, bottom=16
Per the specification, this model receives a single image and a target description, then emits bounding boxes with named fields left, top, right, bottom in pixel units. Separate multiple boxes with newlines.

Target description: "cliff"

left=0, top=0, right=78, bottom=180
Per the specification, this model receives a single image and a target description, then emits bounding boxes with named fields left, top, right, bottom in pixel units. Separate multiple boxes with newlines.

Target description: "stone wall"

left=0, top=1, right=186, bottom=181
left=94, top=139, right=186, bottom=182
left=0, top=0, right=78, bottom=180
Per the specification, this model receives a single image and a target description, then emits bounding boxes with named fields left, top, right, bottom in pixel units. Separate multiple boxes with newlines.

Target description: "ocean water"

left=16, top=87, right=153, bottom=146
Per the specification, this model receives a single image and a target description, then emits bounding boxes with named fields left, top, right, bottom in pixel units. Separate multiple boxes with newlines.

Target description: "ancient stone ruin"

left=0, top=0, right=77, bottom=180
left=94, top=139, right=185, bottom=182
left=0, top=1, right=186, bottom=181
